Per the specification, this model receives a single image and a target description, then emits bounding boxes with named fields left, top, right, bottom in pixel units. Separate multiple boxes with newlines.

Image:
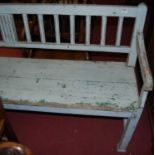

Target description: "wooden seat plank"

left=0, top=57, right=139, bottom=112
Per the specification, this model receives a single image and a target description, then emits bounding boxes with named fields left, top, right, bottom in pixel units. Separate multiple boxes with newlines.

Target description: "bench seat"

left=0, top=57, right=139, bottom=113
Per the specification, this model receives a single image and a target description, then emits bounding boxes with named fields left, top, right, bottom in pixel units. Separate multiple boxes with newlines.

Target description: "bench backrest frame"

left=0, top=3, right=147, bottom=66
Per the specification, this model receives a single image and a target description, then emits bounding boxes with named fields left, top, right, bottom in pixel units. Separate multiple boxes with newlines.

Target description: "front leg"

left=117, top=109, right=143, bottom=152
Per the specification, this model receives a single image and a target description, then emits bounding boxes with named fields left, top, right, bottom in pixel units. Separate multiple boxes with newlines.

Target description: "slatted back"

left=0, top=3, right=147, bottom=66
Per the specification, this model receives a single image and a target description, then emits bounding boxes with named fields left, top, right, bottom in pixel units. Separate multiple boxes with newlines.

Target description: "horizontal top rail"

left=0, top=4, right=139, bottom=17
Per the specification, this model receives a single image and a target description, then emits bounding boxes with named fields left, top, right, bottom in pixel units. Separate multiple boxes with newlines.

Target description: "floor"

left=6, top=105, right=152, bottom=155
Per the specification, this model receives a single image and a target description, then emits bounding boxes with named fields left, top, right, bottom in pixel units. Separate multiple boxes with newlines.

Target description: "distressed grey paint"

left=3, top=104, right=132, bottom=118
left=0, top=58, right=139, bottom=112
left=0, top=3, right=152, bottom=152
left=137, top=32, right=153, bottom=91
left=0, top=4, right=138, bottom=17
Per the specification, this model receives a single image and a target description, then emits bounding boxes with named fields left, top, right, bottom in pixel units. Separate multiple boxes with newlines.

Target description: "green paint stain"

left=130, top=101, right=137, bottom=105
left=96, top=102, right=111, bottom=106
left=126, top=101, right=137, bottom=111
left=39, top=99, right=46, bottom=103
left=95, top=102, right=120, bottom=108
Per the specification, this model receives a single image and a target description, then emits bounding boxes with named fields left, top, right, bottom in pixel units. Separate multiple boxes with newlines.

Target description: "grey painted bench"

left=0, top=3, right=153, bottom=152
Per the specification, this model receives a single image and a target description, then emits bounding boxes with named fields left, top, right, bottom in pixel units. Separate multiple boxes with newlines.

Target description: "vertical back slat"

left=116, top=17, right=124, bottom=46
left=70, top=15, right=75, bottom=44
left=0, top=15, right=9, bottom=42
left=3, top=15, right=11, bottom=41
left=0, top=15, right=17, bottom=42
left=22, top=14, right=31, bottom=42
left=38, top=14, right=46, bottom=43
left=7, top=14, right=17, bottom=42
left=86, top=15, right=91, bottom=45
left=5, top=15, right=13, bottom=41
left=54, top=14, right=60, bottom=44
left=100, top=16, right=107, bottom=45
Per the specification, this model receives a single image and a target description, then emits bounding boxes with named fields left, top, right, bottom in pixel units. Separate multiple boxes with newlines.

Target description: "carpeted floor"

left=6, top=105, right=152, bottom=155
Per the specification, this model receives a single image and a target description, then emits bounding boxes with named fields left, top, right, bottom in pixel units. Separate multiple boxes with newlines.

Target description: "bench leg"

left=123, top=118, right=128, bottom=129
left=117, top=109, right=143, bottom=152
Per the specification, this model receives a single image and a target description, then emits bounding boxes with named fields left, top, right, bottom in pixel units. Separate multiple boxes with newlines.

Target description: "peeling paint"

left=38, top=99, right=46, bottom=103
left=61, top=84, right=66, bottom=88
left=110, top=97, right=116, bottom=101
left=2, top=98, right=140, bottom=113
left=125, top=101, right=138, bottom=111
left=36, top=78, right=40, bottom=83
left=96, top=102, right=114, bottom=106
left=0, top=58, right=139, bottom=113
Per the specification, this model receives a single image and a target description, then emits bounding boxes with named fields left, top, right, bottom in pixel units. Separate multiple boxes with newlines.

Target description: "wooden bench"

left=0, top=3, right=153, bottom=152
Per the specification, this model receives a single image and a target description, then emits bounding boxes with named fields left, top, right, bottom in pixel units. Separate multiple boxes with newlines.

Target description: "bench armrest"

left=137, top=32, right=153, bottom=91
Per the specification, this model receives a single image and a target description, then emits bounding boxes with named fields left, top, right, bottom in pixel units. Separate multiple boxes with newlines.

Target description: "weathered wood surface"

left=137, top=32, right=153, bottom=91
left=0, top=4, right=138, bottom=17
left=0, top=57, right=138, bottom=112
left=0, top=4, right=140, bottom=56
